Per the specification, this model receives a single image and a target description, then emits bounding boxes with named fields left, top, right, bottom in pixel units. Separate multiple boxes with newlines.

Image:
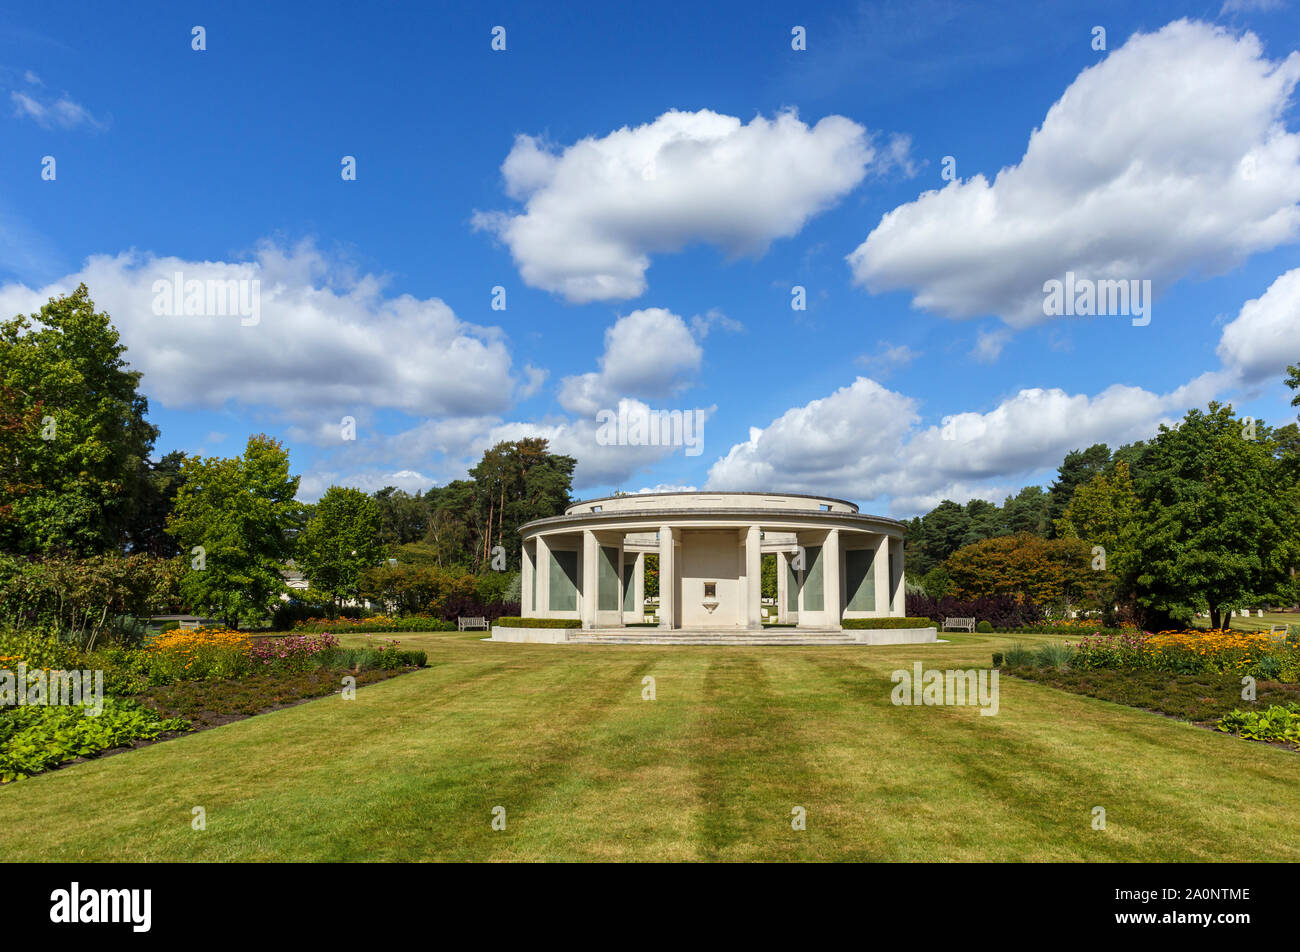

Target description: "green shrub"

left=0, top=627, right=84, bottom=671
left=976, top=620, right=993, bottom=633
left=1217, top=703, right=1300, bottom=746
left=291, top=615, right=454, bottom=634
left=0, top=698, right=188, bottom=783
left=494, top=617, right=582, bottom=629
left=841, top=617, right=933, bottom=630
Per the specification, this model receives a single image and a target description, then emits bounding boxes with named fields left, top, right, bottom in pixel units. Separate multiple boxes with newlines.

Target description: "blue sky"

left=2, top=0, right=1298, bottom=516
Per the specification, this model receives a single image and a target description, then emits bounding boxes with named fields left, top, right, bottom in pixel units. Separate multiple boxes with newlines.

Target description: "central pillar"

left=521, top=540, right=535, bottom=615
left=824, top=528, right=842, bottom=629
left=745, top=525, right=762, bottom=630
left=873, top=533, right=889, bottom=617
left=890, top=537, right=905, bottom=616
left=535, top=535, right=551, bottom=615
left=658, top=525, right=675, bottom=630
left=581, top=529, right=598, bottom=629
left=633, top=551, right=646, bottom=622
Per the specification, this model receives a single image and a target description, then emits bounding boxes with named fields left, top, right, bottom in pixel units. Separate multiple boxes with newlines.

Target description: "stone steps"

left=567, top=629, right=860, bottom=646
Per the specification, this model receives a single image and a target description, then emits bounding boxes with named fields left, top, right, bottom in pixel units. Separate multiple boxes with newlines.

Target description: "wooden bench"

left=943, top=617, right=976, bottom=633
left=1268, top=624, right=1290, bottom=642
left=457, top=616, right=490, bottom=631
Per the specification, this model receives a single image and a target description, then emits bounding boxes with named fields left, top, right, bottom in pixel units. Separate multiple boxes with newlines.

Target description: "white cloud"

left=848, top=20, right=1300, bottom=328
left=476, top=108, right=890, bottom=302
left=1216, top=266, right=1300, bottom=382
left=971, top=328, right=1011, bottom=363
left=11, top=89, right=104, bottom=130
left=298, top=468, right=432, bottom=502
left=1220, top=0, right=1285, bottom=13
left=689, top=308, right=744, bottom=338
left=0, top=242, right=520, bottom=423
left=705, top=373, right=1225, bottom=517
left=854, top=341, right=920, bottom=375
left=558, top=307, right=702, bottom=415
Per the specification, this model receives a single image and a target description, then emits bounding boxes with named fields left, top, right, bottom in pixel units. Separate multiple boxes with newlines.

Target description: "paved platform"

left=568, top=627, right=860, bottom=646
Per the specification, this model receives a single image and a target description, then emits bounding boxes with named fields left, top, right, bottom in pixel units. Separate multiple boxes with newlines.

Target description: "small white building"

left=517, top=491, right=908, bottom=632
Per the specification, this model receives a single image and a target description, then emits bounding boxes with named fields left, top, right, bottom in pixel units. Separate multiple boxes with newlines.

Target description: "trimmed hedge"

left=841, top=617, right=934, bottom=630
left=493, top=617, right=582, bottom=629
left=291, top=616, right=455, bottom=634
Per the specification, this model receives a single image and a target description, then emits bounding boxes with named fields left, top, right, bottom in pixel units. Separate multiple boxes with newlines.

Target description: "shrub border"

left=494, top=617, right=582, bottom=629
left=841, top=617, right=933, bottom=630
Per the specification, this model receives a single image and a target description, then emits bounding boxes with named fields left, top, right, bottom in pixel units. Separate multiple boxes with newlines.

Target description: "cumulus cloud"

left=557, top=307, right=702, bottom=415
left=0, top=242, right=520, bottom=423
left=476, top=108, right=892, bottom=302
left=705, top=374, right=1226, bottom=517
left=848, top=19, right=1300, bottom=328
left=1216, top=266, right=1300, bottom=382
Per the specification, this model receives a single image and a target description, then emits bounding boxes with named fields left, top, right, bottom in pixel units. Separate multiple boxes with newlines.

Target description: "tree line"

left=907, top=386, right=1300, bottom=630
left=0, top=286, right=576, bottom=629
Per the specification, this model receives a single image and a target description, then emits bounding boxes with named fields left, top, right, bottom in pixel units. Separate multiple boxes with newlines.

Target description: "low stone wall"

left=489, top=626, right=572, bottom=644
left=851, top=626, right=938, bottom=646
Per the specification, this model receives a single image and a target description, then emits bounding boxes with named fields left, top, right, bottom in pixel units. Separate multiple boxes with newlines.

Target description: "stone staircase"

left=566, top=627, right=860, bottom=646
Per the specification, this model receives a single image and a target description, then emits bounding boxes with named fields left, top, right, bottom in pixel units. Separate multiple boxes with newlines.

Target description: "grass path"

left=2, top=631, right=1296, bottom=861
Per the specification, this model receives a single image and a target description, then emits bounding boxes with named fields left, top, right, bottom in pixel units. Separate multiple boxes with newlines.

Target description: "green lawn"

left=1188, top=610, right=1300, bottom=632
left=2, top=630, right=1297, bottom=861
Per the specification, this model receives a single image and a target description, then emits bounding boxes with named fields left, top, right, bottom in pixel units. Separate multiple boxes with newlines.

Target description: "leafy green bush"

left=1217, top=703, right=1300, bottom=746
left=494, top=617, right=582, bottom=629
left=0, top=626, right=84, bottom=671
left=0, top=698, right=188, bottom=783
left=841, top=617, right=933, bottom=630
left=976, top=620, right=993, bottom=633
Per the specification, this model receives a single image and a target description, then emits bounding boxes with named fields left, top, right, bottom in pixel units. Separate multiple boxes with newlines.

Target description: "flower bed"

left=144, top=626, right=253, bottom=684
left=250, top=633, right=340, bottom=673
left=0, top=623, right=429, bottom=783
left=1069, top=628, right=1299, bottom=680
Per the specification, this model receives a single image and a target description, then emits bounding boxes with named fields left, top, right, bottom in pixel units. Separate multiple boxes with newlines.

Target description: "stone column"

left=658, top=526, right=674, bottom=630
left=776, top=549, right=788, bottom=623
left=535, top=534, right=550, bottom=616
left=617, top=533, right=626, bottom=627
left=873, top=533, right=889, bottom=617
left=890, top=537, right=905, bottom=616
left=582, top=529, right=598, bottom=629
left=745, top=525, right=762, bottom=630
left=824, top=528, right=842, bottom=628
left=521, top=540, right=534, bottom=615
left=633, top=551, right=646, bottom=622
